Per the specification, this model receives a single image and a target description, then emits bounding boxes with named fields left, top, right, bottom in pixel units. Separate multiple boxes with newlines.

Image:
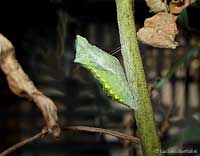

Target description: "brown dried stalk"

left=0, top=131, right=45, bottom=156
left=62, top=126, right=140, bottom=143
left=0, top=126, right=140, bottom=156
left=0, top=34, right=60, bottom=137
left=159, top=103, right=173, bottom=137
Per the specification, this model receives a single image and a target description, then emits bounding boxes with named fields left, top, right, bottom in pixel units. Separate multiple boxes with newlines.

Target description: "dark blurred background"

left=0, top=0, right=200, bottom=156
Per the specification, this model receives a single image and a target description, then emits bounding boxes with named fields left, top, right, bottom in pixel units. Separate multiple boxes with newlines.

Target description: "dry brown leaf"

left=169, top=0, right=196, bottom=14
left=145, top=0, right=167, bottom=13
left=137, top=12, right=179, bottom=49
left=0, top=34, right=60, bottom=137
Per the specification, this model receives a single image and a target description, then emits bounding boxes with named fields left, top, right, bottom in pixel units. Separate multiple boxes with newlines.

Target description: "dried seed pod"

left=137, top=12, right=179, bottom=49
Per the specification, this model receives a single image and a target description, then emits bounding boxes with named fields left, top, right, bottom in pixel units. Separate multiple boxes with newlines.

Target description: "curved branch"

left=0, top=132, right=44, bottom=156
left=0, top=126, right=140, bottom=156
left=62, top=126, right=140, bottom=143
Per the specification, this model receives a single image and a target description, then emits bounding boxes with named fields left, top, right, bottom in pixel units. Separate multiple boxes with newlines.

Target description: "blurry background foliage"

left=0, top=0, right=200, bottom=156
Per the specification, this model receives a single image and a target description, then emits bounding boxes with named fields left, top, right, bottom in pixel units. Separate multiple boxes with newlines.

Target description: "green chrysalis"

left=74, top=35, right=136, bottom=109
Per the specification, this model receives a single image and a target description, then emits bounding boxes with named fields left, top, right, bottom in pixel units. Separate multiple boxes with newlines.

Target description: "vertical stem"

left=115, top=0, right=162, bottom=155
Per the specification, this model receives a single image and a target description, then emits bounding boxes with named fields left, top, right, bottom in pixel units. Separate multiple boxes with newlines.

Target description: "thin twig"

left=159, top=104, right=173, bottom=137
left=0, top=126, right=140, bottom=156
left=0, top=131, right=44, bottom=156
left=62, top=126, right=140, bottom=143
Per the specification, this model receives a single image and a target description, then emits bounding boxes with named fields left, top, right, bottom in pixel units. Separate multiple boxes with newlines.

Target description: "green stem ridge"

left=115, top=0, right=162, bottom=155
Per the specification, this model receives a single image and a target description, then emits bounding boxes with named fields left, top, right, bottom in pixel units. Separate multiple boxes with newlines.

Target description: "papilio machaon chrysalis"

left=74, top=35, right=136, bottom=109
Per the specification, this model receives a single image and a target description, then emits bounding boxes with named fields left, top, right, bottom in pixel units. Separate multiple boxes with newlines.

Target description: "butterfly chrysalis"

left=74, top=35, right=136, bottom=109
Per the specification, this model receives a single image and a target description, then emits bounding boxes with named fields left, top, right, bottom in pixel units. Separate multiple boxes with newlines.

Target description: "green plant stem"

left=115, top=0, right=161, bottom=155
